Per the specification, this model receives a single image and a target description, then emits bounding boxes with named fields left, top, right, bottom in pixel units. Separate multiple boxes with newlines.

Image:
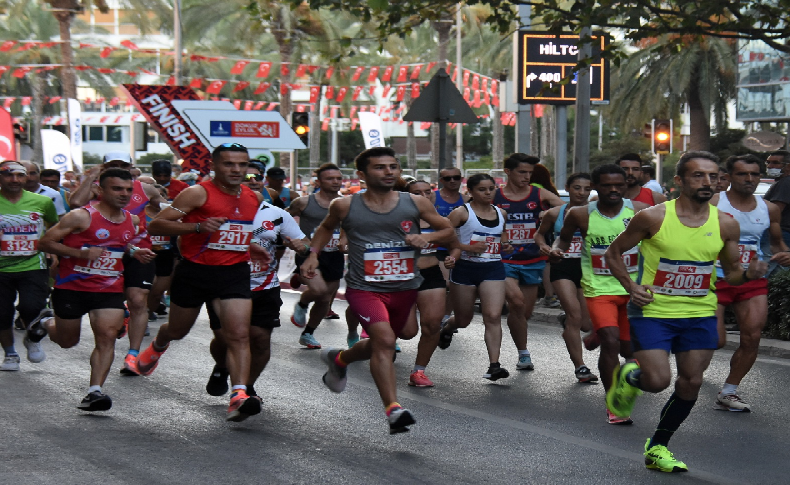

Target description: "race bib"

left=0, top=232, right=39, bottom=256
left=506, top=222, right=536, bottom=246
left=74, top=247, right=124, bottom=277
left=652, top=258, right=713, bottom=296
left=590, top=245, right=638, bottom=274
left=150, top=235, right=171, bottom=251
left=564, top=234, right=583, bottom=259
left=363, top=247, right=415, bottom=282
left=249, top=259, right=271, bottom=279
left=716, top=240, right=757, bottom=270
left=207, top=220, right=253, bottom=251
left=469, top=231, right=502, bottom=260
left=313, top=229, right=341, bottom=252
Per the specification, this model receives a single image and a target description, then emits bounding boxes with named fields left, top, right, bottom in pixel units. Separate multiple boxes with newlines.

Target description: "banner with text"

left=41, top=129, right=73, bottom=175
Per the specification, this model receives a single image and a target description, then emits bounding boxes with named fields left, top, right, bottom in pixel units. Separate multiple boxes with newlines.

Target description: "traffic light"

left=13, top=122, right=30, bottom=144
left=291, top=112, right=309, bottom=146
left=654, top=119, right=671, bottom=154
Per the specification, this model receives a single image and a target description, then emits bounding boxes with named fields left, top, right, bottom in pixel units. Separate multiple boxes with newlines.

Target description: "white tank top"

left=716, top=192, right=770, bottom=273
left=458, top=203, right=505, bottom=263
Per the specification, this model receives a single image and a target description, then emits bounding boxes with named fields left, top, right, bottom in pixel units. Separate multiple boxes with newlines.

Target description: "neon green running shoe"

left=644, top=438, right=689, bottom=473
left=605, top=362, right=642, bottom=418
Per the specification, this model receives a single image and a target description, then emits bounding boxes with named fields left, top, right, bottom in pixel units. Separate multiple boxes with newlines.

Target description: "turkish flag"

left=165, top=76, right=176, bottom=86
left=233, top=100, right=241, bottom=109
left=244, top=101, right=253, bottom=110
left=3, top=98, right=14, bottom=109
left=0, top=107, right=17, bottom=161
left=482, top=78, right=488, bottom=93
left=350, top=106, right=358, bottom=118
left=463, top=87, right=470, bottom=101
left=322, top=118, right=330, bottom=131
left=382, top=66, right=393, bottom=82
left=189, top=78, right=203, bottom=88
left=350, top=119, right=358, bottom=131
left=280, top=64, right=290, bottom=76
left=49, top=96, right=62, bottom=104
left=411, top=82, right=420, bottom=98
left=335, top=86, right=348, bottom=102
left=230, top=60, right=250, bottom=75
left=296, top=64, right=308, bottom=78
left=410, top=65, right=422, bottom=79
left=256, top=62, right=272, bottom=78
left=352, top=66, right=365, bottom=82
left=1, top=41, right=17, bottom=52
left=367, top=66, right=379, bottom=83
left=309, top=86, right=320, bottom=104
left=254, top=82, right=270, bottom=95
left=397, top=66, right=408, bottom=83
left=206, top=80, right=227, bottom=94
left=396, top=85, right=406, bottom=101
left=382, top=85, right=392, bottom=98
left=360, top=106, right=368, bottom=112
left=472, top=74, right=480, bottom=90
left=100, top=47, right=115, bottom=58
left=21, top=97, right=31, bottom=106
left=352, top=86, right=363, bottom=101
left=325, top=86, right=335, bottom=100
left=420, top=122, right=431, bottom=130
left=253, top=101, right=264, bottom=110
left=325, top=66, right=334, bottom=79
left=426, top=62, right=436, bottom=73
left=12, top=67, right=31, bottom=78
left=110, top=97, right=120, bottom=106
left=473, top=90, right=481, bottom=108
left=490, top=79, right=498, bottom=94
left=463, top=70, right=470, bottom=86
left=266, top=103, right=277, bottom=111
left=484, top=91, right=490, bottom=105
left=233, top=81, right=250, bottom=92
left=120, top=40, right=139, bottom=50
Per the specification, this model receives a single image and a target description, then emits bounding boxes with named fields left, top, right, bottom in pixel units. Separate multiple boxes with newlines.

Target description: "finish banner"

left=122, top=84, right=211, bottom=173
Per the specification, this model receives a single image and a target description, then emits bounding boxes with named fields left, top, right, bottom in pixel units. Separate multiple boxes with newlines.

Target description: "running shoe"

left=14, top=315, right=25, bottom=330
left=226, top=389, right=261, bottom=422
left=206, top=365, right=230, bottom=396
left=606, top=409, right=633, bottom=425
left=347, top=333, right=360, bottom=348
left=516, top=354, right=534, bottom=370
left=394, top=341, right=401, bottom=353
left=77, top=391, right=113, bottom=412
left=483, top=365, right=510, bottom=381
left=23, top=336, right=46, bottom=363
left=644, top=438, right=688, bottom=473
left=408, top=370, right=434, bottom=387
left=289, top=273, right=302, bottom=290
left=26, top=308, right=53, bottom=342
left=148, top=311, right=158, bottom=322
left=437, top=331, right=453, bottom=350
left=299, top=333, right=322, bottom=349
left=320, top=348, right=347, bottom=393
left=247, top=385, right=257, bottom=397
left=136, top=342, right=169, bottom=376
left=388, top=407, right=416, bottom=434
left=120, top=354, right=140, bottom=376
left=0, top=354, right=20, bottom=371
left=575, top=365, right=598, bottom=383
left=155, top=303, right=168, bottom=316
left=163, top=295, right=170, bottom=307
left=714, top=392, right=751, bottom=412
left=543, top=295, right=561, bottom=308
left=291, top=302, right=307, bottom=328
left=325, top=311, right=340, bottom=319
left=605, top=362, right=643, bottom=418
left=557, top=312, right=567, bottom=329
left=583, top=331, right=600, bottom=351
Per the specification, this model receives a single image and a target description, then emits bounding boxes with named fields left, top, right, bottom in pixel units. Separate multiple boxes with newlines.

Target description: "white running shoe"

left=0, top=354, right=21, bottom=371
left=291, top=302, right=307, bottom=328
left=714, top=392, right=751, bottom=412
left=320, top=348, right=347, bottom=393
left=23, top=337, right=46, bottom=363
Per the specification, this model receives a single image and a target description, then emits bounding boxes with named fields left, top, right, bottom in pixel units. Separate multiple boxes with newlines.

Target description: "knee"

left=126, top=293, right=147, bottom=311
left=371, top=333, right=396, bottom=351
left=676, top=373, right=704, bottom=393
left=57, top=335, right=80, bottom=349
left=420, top=320, right=440, bottom=337
left=481, top=310, right=501, bottom=323
left=598, top=330, right=620, bottom=350
left=739, top=329, right=762, bottom=351
left=642, top=370, right=672, bottom=392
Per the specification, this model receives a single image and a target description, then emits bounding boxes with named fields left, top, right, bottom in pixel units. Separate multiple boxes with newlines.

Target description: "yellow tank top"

left=629, top=200, right=723, bottom=318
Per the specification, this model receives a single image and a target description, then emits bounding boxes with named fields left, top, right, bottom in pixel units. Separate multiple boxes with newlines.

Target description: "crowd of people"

left=1, top=144, right=787, bottom=473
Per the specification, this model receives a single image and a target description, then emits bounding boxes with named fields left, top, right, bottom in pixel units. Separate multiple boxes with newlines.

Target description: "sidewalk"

left=530, top=306, right=790, bottom=360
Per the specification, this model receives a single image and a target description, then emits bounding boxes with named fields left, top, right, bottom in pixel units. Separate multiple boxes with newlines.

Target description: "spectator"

left=763, top=149, right=790, bottom=247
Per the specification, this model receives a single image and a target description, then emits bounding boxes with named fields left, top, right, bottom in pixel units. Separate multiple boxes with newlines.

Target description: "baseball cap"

left=151, top=160, right=172, bottom=174
left=266, top=167, right=286, bottom=180
left=102, top=152, right=132, bottom=166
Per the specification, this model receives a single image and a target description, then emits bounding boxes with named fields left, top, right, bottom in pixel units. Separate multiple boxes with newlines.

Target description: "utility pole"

left=572, top=26, right=591, bottom=173
left=455, top=5, right=463, bottom=169
left=173, top=0, right=182, bottom=85
left=514, top=5, right=531, bottom=154
left=555, top=106, right=567, bottom=188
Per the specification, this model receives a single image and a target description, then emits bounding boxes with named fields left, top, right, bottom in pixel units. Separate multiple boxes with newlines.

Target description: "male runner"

left=605, top=151, right=768, bottom=472
left=711, top=154, right=790, bottom=411
left=287, top=163, right=344, bottom=349
left=304, top=147, right=454, bottom=434
left=20, top=162, right=67, bottom=216
left=0, top=162, right=58, bottom=371
left=494, top=154, right=563, bottom=370
left=40, top=169, right=71, bottom=212
left=552, top=164, right=649, bottom=424
left=266, top=166, right=292, bottom=207
left=34, top=168, right=151, bottom=410
left=137, top=143, right=264, bottom=422
left=151, top=160, right=189, bottom=200
left=615, top=154, right=666, bottom=206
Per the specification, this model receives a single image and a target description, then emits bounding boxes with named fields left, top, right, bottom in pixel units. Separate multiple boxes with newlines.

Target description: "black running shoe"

left=483, top=366, right=510, bottom=381
left=206, top=365, right=230, bottom=396
left=155, top=303, right=168, bottom=316
left=26, top=308, right=53, bottom=343
left=437, top=332, right=453, bottom=350
left=388, top=407, right=416, bottom=434
left=77, top=391, right=113, bottom=411
left=148, top=311, right=158, bottom=322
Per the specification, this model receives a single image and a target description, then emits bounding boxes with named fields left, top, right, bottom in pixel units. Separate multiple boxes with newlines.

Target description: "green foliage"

left=766, top=269, right=790, bottom=341
left=82, top=152, right=103, bottom=167
left=136, top=152, right=174, bottom=167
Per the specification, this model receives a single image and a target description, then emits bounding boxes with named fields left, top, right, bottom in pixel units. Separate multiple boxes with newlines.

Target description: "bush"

left=765, top=270, right=790, bottom=340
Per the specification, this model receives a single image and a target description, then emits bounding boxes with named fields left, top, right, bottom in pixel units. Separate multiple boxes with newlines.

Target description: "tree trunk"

left=30, top=72, right=46, bottom=165
left=53, top=9, right=77, bottom=100
left=687, top=70, right=711, bottom=151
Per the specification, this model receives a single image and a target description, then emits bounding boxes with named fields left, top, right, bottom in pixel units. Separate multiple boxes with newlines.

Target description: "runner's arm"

left=279, top=210, right=310, bottom=255
left=39, top=210, right=101, bottom=259
left=148, top=185, right=218, bottom=236
left=67, top=166, right=101, bottom=208
left=605, top=209, right=658, bottom=306
left=300, top=197, right=349, bottom=278
left=540, top=189, right=565, bottom=208
left=413, top=195, right=455, bottom=247
left=142, top=182, right=166, bottom=214
left=719, top=212, right=768, bottom=285
left=286, top=196, right=307, bottom=218
left=535, top=206, right=559, bottom=255
left=652, top=191, right=667, bottom=205
left=765, top=200, right=790, bottom=266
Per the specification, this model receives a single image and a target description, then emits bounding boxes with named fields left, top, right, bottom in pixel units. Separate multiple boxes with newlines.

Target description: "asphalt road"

left=2, top=290, right=788, bottom=485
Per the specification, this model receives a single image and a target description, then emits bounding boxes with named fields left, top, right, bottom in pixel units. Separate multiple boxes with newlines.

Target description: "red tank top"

left=179, top=181, right=258, bottom=265
left=129, top=212, right=152, bottom=250
left=126, top=180, right=150, bottom=215
left=632, top=186, right=655, bottom=206
left=56, top=204, right=135, bottom=293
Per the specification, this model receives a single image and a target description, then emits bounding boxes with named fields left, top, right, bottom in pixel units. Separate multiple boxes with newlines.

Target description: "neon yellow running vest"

left=630, top=199, right=723, bottom=318
left=580, top=200, right=638, bottom=297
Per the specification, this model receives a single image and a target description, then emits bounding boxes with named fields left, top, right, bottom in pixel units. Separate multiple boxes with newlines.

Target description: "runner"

left=151, top=160, right=189, bottom=200
left=615, top=154, right=666, bottom=206
left=20, top=162, right=67, bottom=217
left=205, top=198, right=310, bottom=399
left=287, top=163, right=345, bottom=349
left=304, top=147, right=453, bottom=434
left=137, top=143, right=264, bottom=422
left=438, top=174, right=512, bottom=381
left=535, top=172, right=598, bottom=384
left=493, top=154, right=564, bottom=370
left=711, top=155, right=790, bottom=411
left=33, top=168, right=148, bottom=410
left=604, top=151, right=768, bottom=472
left=552, top=165, right=649, bottom=424
left=0, top=162, right=58, bottom=371
left=265, top=167, right=293, bottom=208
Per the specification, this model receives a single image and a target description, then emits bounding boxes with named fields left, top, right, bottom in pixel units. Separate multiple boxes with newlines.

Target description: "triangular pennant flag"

left=230, top=60, right=250, bottom=75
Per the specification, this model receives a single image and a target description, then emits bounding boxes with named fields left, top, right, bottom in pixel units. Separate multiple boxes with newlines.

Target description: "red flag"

left=367, top=66, right=380, bottom=83
left=296, top=64, right=308, bottom=78
left=244, top=101, right=253, bottom=110
left=21, top=97, right=31, bottom=106
left=330, top=106, right=339, bottom=118
left=230, top=60, right=250, bottom=75
left=451, top=67, right=458, bottom=82
left=280, top=83, right=289, bottom=97
left=352, top=66, right=365, bottom=82
left=309, top=86, right=320, bottom=104
left=411, top=82, right=420, bottom=98
left=266, top=103, right=277, bottom=111
left=335, top=87, right=348, bottom=102
left=307, top=65, right=319, bottom=74
left=381, top=85, right=392, bottom=98
left=110, top=97, right=120, bottom=106
left=445, top=62, right=452, bottom=74
left=472, top=74, right=480, bottom=90
left=325, top=66, right=334, bottom=79
left=350, top=106, right=358, bottom=118
left=49, top=96, right=61, bottom=104
left=490, top=79, right=498, bottom=94
left=482, top=78, right=488, bottom=93
left=473, top=90, right=481, bottom=108
left=280, top=64, right=290, bottom=76
left=256, top=62, right=271, bottom=78
left=233, top=81, right=250, bottom=92
left=463, top=87, right=470, bottom=101
left=206, top=80, right=227, bottom=94
left=426, top=62, right=436, bottom=73
left=233, top=100, right=241, bottom=109
left=120, top=40, right=139, bottom=50
left=98, top=68, right=117, bottom=74
left=100, top=47, right=115, bottom=58
left=484, top=91, right=490, bottom=105
left=16, top=42, right=37, bottom=52
left=396, top=66, right=408, bottom=83
left=253, top=101, right=264, bottom=110
left=1, top=41, right=17, bottom=52
left=78, top=42, right=95, bottom=49
left=165, top=76, right=176, bottom=86
left=254, top=82, right=270, bottom=95
left=420, top=122, right=431, bottom=130
left=410, top=65, right=422, bottom=80
left=396, top=85, right=406, bottom=102
left=369, top=85, right=376, bottom=96
left=0, top=66, right=8, bottom=77
left=322, top=118, right=330, bottom=131
left=189, top=78, right=203, bottom=88
left=352, top=86, right=363, bottom=101
left=463, top=70, right=470, bottom=86
left=325, top=86, right=335, bottom=100
left=3, top=98, right=14, bottom=109
left=382, top=66, right=393, bottom=82
left=534, top=104, right=544, bottom=118
left=296, top=104, right=306, bottom=112
left=492, top=94, right=499, bottom=106
left=12, top=67, right=31, bottom=78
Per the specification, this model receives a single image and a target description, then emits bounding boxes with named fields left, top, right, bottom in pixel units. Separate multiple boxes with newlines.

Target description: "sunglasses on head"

left=245, top=173, right=263, bottom=181
left=219, top=142, right=245, bottom=148
left=441, top=175, right=462, bottom=181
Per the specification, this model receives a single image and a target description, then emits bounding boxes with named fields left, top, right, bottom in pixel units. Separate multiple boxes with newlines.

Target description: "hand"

left=197, top=217, right=227, bottom=233
left=502, top=242, right=514, bottom=255
left=548, top=248, right=564, bottom=263
left=338, top=234, right=349, bottom=253
left=133, top=248, right=156, bottom=263
left=405, top=233, right=429, bottom=249
left=85, top=165, right=102, bottom=181
left=250, top=242, right=273, bottom=264
left=769, top=251, right=790, bottom=267
left=300, top=254, right=319, bottom=279
left=746, top=256, right=769, bottom=280
left=81, top=246, right=105, bottom=260
left=282, top=236, right=303, bottom=253
left=467, top=241, right=487, bottom=253
left=539, top=243, right=552, bottom=257
left=443, top=255, right=456, bottom=269
left=629, top=284, right=655, bottom=307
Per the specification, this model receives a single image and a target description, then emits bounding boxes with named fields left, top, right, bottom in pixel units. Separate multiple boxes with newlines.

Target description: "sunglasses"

left=219, top=142, right=245, bottom=148
left=441, top=175, right=462, bottom=181
left=245, top=173, right=263, bottom=181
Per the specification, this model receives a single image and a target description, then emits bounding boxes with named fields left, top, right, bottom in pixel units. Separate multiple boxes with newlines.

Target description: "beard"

left=691, top=188, right=713, bottom=203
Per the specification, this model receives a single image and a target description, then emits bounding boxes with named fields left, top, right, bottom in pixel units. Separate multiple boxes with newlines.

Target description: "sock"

left=625, top=368, right=643, bottom=390
left=385, top=402, right=402, bottom=416
left=88, top=385, right=102, bottom=394
left=302, top=326, right=315, bottom=335
left=297, top=301, right=309, bottom=310
left=721, top=383, right=738, bottom=396
left=518, top=349, right=530, bottom=357
left=231, top=385, right=247, bottom=394
left=127, top=349, right=139, bottom=357
left=650, top=393, right=697, bottom=448
left=3, top=345, right=17, bottom=357
left=334, top=351, right=348, bottom=367
left=412, top=365, right=426, bottom=372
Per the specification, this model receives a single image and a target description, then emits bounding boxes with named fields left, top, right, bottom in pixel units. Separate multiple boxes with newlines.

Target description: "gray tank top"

left=300, top=194, right=341, bottom=252
left=343, top=192, right=423, bottom=292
